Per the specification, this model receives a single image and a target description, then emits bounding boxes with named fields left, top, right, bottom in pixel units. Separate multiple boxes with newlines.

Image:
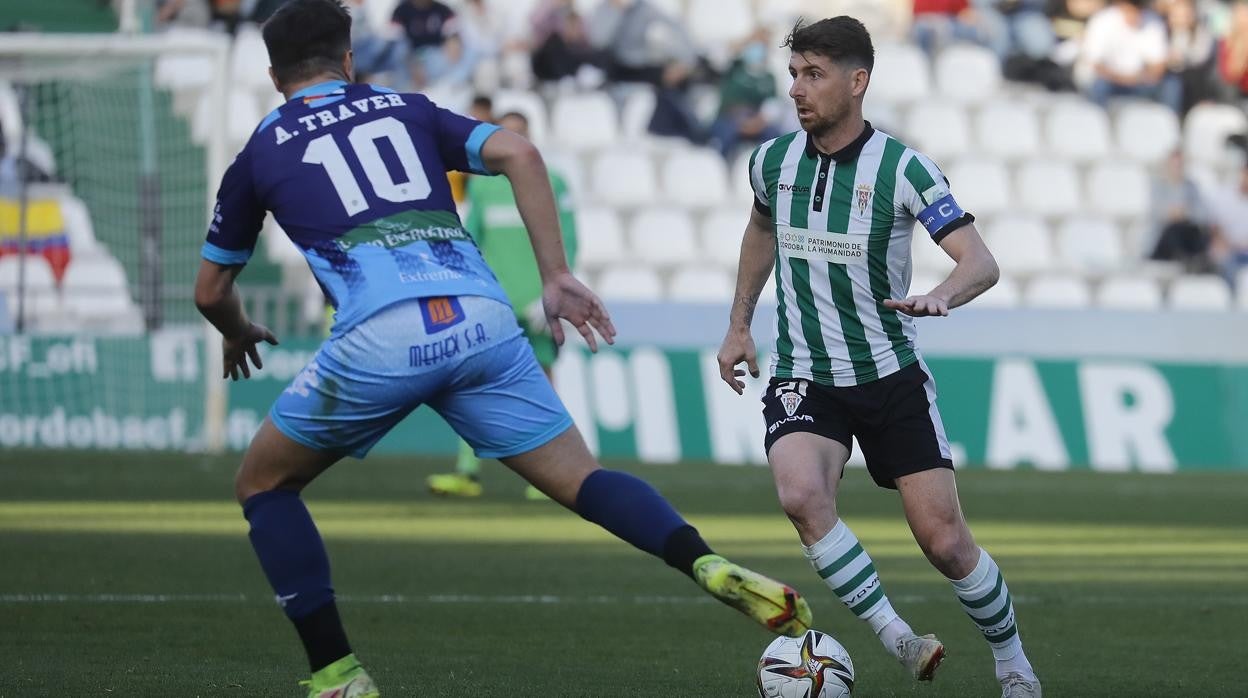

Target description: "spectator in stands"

left=979, top=0, right=1058, bottom=60
left=531, top=1, right=602, bottom=84
left=468, top=94, right=494, bottom=123
left=709, top=30, right=780, bottom=160
left=1163, top=0, right=1217, bottom=114
left=1048, top=0, right=1106, bottom=71
left=346, top=0, right=408, bottom=89
left=209, top=0, right=244, bottom=33
left=910, top=0, right=1004, bottom=57
left=1209, top=160, right=1248, bottom=284
left=1079, top=0, right=1182, bottom=112
left=155, top=0, right=211, bottom=29
left=1149, top=150, right=1213, bottom=271
left=391, top=0, right=455, bottom=52
left=420, top=29, right=482, bottom=89
left=1216, top=0, right=1248, bottom=98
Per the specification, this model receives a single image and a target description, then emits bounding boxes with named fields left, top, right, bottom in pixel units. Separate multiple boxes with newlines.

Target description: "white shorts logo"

left=775, top=380, right=809, bottom=417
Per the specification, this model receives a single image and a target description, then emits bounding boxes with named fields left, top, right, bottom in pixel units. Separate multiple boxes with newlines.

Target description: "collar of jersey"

left=804, top=120, right=874, bottom=162
left=289, top=80, right=349, bottom=102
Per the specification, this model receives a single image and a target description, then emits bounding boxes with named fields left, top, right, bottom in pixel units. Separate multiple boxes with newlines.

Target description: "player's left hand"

left=542, top=271, right=616, bottom=352
left=221, top=322, right=279, bottom=381
left=883, top=294, right=949, bottom=317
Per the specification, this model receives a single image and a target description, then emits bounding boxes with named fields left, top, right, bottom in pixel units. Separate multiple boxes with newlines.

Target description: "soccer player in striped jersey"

left=715, top=17, right=1041, bottom=698
left=196, top=2, right=812, bottom=695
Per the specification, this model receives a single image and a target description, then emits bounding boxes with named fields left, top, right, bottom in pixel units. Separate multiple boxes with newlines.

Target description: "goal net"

left=0, top=32, right=232, bottom=452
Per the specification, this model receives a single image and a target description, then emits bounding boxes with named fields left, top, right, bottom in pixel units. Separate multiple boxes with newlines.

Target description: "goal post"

left=0, top=32, right=232, bottom=452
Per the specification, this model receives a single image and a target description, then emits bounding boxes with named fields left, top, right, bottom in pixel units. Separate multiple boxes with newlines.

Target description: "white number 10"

left=302, top=116, right=432, bottom=216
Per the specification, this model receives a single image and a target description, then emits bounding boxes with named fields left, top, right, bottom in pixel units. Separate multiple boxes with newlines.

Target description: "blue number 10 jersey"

left=201, top=80, right=507, bottom=336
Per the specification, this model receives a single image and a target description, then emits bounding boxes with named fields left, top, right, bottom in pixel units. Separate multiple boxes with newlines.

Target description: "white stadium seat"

left=262, top=218, right=304, bottom=266
left=701, top=209, right=749, bottom=267
left=1184, top=103, right=1248, bottom=166
left=55, top=194, right=101, bottom=255
left=591, top=150, right=657, bottom=207
left=192, top=89, right=262, bottom=146
left=492, top=89, right=550, bottom=146
left=629, top=209, right=698, bottom=267
left=574, top=207, right=628, bottom=268
left=984, top=216, right=1053, bottom=275
left=153, top=29, right=218, bottom=91
left=551, top=93, right=619, bottom=151
left=0, top=255, right=59, bottom=318
left=1169, top=275, right=1232, bottom=310
left=668, top=265, right=734, bottom=302
left=870, top=43, right=931, bottom=104
left=947, top=160, right=1012, bottom=217
left=1237, top=268, right=1248, bottom=309
left=1046, top=101, right=1112, bottom=162
left=596, top=266, right=664, bottom=301
left=662, top=148, right=730, bottom=208
left=229, top=25, right=272, bottom=91
left=1087, top=162, right=1149, bottom=219
left=732, top=149, right=757, bottom=203
left=911, top=223, right=955, bottom=274
left=934, top=44, right=1001, bottom=104
left=1024, top=274, right=1091, bottom=308
left=620, top=88, right=657, bottom=140
left=1056, top=218, right=1124, bottom=273
left=1096, top=276, right=1163, bottom=310
left=1015, top=160, right=1080, bottom=218
left=976, top=103, right=1041, bottom=160
left=975, top=274, right=1022, bottom=307
left=1115, top=101, right=1180, bottom=164
left=904, top=103, right=971, bottom=161
left=61, top=255, right=137, bottom=319
left=908, top=271, right=945, bottom=297
left=686, top=0, right=754, bottom=45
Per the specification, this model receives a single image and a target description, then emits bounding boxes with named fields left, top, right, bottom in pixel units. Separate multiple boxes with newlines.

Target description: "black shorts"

left=761, top=362, right=954, bottom=489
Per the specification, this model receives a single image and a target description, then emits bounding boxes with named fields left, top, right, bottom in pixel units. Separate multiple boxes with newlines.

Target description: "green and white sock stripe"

left=804, top=521, right=896, bottom=625
left=952, top=549, right=1024, bottom=660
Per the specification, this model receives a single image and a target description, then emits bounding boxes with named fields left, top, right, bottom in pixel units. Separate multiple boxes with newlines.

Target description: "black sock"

left=662, top=525, right=715, bottom=579
left=293, top=601, right=353, bottom=672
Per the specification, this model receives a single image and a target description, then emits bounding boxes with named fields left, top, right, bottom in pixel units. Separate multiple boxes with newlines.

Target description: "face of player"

left=787, top=52, right=867, bottom=138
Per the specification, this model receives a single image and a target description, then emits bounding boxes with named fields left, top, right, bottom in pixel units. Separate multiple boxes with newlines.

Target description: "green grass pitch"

left=2, top=452, right=1245, bottom=696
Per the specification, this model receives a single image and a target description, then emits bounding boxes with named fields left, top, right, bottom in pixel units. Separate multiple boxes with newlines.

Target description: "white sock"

left=803, top=520, right=911, bottom=657
left=949, top=547, right=1034, bottom=679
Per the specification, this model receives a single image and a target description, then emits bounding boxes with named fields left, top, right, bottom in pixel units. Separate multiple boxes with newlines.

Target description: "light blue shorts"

left=269, top=295, right=573, bottom=459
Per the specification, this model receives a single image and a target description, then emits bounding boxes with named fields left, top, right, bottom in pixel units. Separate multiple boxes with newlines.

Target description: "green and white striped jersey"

left=748, top=124, right=972, bottom=387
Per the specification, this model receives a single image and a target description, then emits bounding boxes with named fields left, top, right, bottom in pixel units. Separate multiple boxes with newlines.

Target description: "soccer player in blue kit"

left=192, top=1, right=813, bottom=695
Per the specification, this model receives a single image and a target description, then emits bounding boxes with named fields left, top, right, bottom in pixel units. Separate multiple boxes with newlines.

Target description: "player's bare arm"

left=193, top=258, right=278, bottom=381
left=718, top=205, right=776, bottom=395
left=884, top=223, right=999, bottom=318
left=480, top=129, right=615, bottom=351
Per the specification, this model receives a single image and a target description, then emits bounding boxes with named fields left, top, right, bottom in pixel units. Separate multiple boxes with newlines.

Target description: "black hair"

left=262, top=0, right=352, bottom=87
left=782, top=16, right=874, bottom=73
left=471, top=94, right=494, bottom=111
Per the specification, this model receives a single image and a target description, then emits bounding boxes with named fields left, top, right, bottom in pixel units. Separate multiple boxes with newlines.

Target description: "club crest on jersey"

left=855, top=184, right=874, bottom=216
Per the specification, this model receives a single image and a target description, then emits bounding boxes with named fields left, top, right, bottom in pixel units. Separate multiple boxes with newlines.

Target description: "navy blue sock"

left=575, top=469, right=714, bottom=577
left=243, top=490, right=350, bottom=670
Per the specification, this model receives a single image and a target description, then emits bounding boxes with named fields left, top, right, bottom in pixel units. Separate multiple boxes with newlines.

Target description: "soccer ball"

left=756, top=629, right=854, bottom=698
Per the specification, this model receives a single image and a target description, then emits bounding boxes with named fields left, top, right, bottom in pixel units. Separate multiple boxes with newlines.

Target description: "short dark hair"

left=471, top=95, right=494, bottom=111
left=262, top=0, right=352, bottom=87
left=782, top=17, right=874, bottom=73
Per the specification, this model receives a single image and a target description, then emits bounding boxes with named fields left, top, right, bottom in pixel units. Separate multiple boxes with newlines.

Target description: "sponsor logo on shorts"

left=284, top=361, right=321, bottom=398
left=420, top=296, right=466, bottom=333
left=768, top=414, right=815, bottom=434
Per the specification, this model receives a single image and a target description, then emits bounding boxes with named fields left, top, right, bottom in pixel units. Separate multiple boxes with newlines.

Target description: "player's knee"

left=234, top=463, right=287, bottom=505
left=919, top=527, right=976, bottom=577
left=776, top=481, right=834, bottom=530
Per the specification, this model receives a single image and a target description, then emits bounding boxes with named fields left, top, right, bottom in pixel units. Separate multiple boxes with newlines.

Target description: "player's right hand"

left=541, top=271, right=616, bottom=352
left=222, top=322, right=278, bottom=381
left=717, top=328, right=759, bottom=395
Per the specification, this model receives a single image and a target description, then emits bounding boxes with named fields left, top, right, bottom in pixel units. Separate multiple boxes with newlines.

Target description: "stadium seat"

left=983, top=216, right=1053, bottom=274
left=668, top=265, right=734, bottom=302
left=1046, top=100, right=1112, bottom=162
left=192, top=89, right=262, bottom=146
left=0, top=254, right=59, bottom=318
left=701, top=209, right=748, bottom=267
left=574, top=207, right=628, bottom=268
left=590, top=150, right=657, bottom=207
left=732, top=149, right=757, bottom=203
left=544, top=149, right=586, bottom=199
left=1096, top=276, right=1163, bottom=310
left=934, top=44, right=1001, bottom=104
left=61, top=255, right=135, bottom=319
left=947, top=159, right=1012, bottom=217
left=662, top=148, right=730, bottom=208
left=903, top=103, right=971, bottom=161
left=1087, top=162, right=1149, bottom=219
left=1238, top=268, right=1248, bottom=310
left=1115, top=101, right=1180, bottom=164
left=551, top=93, right=619, bottom=152
left=910, top=223, right=955, bottom=274
left=619, top=88, right=657, bottom=140
left=0, top=82, right=21, bottom=146
left=908, top=271, right=945, bottom=297
left=869, top=43, right=931, bottom=104
left=976, top=103, right=1041, bottom=161
left=1169, top=275, right=1232, bottom=310
left=153, top=30, right=218, bottom=91
left=1014, top=160, right=1081, bottom=218
left=492, top=89, right=550, bottom=145
left=1184, top=103, right=1248, bottom=166
left=262, top=219, right=304, bottom=266
left=628, top=209, right=698, bottom=267
left=1023, top=274, right=1092, bottom=308
left=55, top=194, right=101, bottom=255
left=596, top=266, right=664, bottom=301
left=974, top=274, right=1021, bottom=307
left=863, top=98, right=903, bottom=135
left=1056, top=218, right=1123, bottom=273
left=229, top=25, right=271, bottom=91
left=686, top=0, right=755, bottom=45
